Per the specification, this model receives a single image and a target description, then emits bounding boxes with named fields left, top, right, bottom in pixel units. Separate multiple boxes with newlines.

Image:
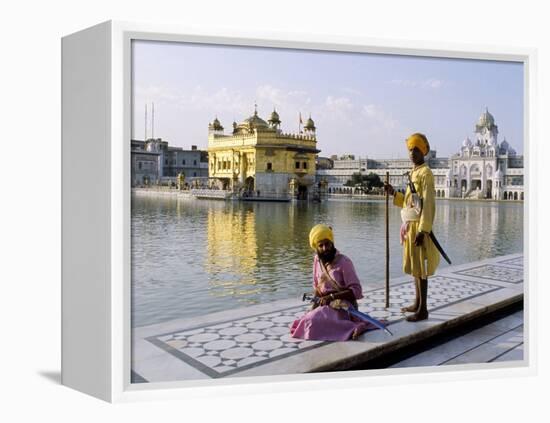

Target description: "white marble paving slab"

left=444, top=342, right=523, bottom=366
left=132, top=253, right=524, bottom=383
left=390, top=311, right=524, bottom=368
left=492, top=344, right=524, bottom=363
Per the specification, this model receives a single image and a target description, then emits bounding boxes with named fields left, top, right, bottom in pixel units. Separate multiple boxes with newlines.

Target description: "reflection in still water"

left=205, top=206, right=259, bottom=297
left=131, top=196, right=523, bottom=327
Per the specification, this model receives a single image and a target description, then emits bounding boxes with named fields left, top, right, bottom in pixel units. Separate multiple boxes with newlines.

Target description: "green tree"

left=364, top=173, right=383, bottom=190
left=344, top=172, right=364, bottom=187
left=344, top=172, right=383, bottom=193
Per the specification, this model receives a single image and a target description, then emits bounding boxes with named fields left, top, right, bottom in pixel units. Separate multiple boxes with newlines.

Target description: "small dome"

left=244, top=113, right=269, bottom=128
left=304, top=115, right=316, bottom=130
left=231, top=106, right=271, bottom=134
left=210, top=117, right=223, bottom=130
left=462, top=137, right=472, bottom=148
left=242, top=105, right=269, bottom=129
left=500, top=139, right=509, bottom=150
left=268, top=108, right=281, bottom=126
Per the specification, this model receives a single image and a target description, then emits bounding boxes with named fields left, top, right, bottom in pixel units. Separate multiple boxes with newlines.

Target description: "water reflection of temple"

left=205, top=205, right=259, bottom=297
left=204, top=202, right=313, bottom=299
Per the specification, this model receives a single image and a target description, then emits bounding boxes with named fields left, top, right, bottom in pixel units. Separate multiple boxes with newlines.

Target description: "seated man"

left=290, top=224, right=372, bottom=341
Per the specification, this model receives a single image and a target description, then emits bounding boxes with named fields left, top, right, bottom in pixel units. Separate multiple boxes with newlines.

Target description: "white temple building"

left=446, top=108, right=523, bottom=200
left=317, top=109, right=524, bottom=200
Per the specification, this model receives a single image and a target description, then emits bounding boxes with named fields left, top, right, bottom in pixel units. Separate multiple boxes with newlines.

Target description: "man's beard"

left=318, top=246, right=336, bottom=264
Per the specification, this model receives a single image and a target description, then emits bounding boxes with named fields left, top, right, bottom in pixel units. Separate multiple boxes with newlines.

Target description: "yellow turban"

left=406, top=133, right=430, bottom=156
left=309, top=224, right=334, bottom=250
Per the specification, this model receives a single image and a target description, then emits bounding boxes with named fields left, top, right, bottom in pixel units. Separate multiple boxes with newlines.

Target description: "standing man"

left=384, top=133, right=440, bottom=322
left=290, top=224, right=371, bottom=341
left=177, top=171, right=185, bottom=190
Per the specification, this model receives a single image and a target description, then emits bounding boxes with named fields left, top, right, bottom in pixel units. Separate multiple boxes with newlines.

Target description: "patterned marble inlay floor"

left=453, top=264, right=524, bottom=284
left=146, top=275, right=501, bottom=378
left=498, top=257, right=524, bottom=267
left=357, top=276, right=500, bottom=320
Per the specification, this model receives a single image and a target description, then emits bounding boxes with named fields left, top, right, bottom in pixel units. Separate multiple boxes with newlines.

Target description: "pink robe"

left=290, top=252, right=372, bottom=341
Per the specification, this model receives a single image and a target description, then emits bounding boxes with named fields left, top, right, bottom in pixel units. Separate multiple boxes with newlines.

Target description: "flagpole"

left=385, top=171, right=390, bottom=309
left=152, top=102, right=155, bottom=139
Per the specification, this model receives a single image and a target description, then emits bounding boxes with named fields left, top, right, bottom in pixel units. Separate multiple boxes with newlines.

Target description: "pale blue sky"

left=132, top=40, right=523, bottom=158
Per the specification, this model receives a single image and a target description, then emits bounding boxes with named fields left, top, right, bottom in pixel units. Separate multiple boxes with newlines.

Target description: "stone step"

left=389, top=310, right=523, bottom=368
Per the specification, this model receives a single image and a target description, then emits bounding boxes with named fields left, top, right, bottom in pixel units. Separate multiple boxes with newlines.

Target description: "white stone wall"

left=255, top=172, right=315, bottom=198
left=255, top=172, right=291, bottom=198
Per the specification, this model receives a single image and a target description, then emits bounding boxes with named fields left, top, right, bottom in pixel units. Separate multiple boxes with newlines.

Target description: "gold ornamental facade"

left=207, top=107, right=321, bottom=200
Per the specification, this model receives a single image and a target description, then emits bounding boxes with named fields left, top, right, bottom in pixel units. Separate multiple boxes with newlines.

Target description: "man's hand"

left=414, top=232, right=425, bottom=246
left=383, top=182, right=395, bottom=196
left=318, top=290, right=356, bottom=306
left=318, top=295, right=333, bottom=306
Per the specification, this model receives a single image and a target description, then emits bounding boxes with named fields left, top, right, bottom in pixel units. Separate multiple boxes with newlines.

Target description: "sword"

left=302, top=294, right=393, bottom=336
left=428, top=232, right=452, bottom=265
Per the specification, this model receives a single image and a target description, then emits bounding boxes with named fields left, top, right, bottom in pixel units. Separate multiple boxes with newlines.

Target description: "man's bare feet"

left=401, top=304, right=418, bottom=313
left=352, top=327, right=366, bottom=340
left=405, top=310, right=429, bottom=322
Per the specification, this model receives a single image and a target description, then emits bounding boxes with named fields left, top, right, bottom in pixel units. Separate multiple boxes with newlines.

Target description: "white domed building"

left=317, top=108, right=523, bottom=201
left=446, top=108, right=523, bottom=200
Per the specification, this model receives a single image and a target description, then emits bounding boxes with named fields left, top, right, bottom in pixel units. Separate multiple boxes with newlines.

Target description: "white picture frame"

left=61, top=20, right=537, bottom=403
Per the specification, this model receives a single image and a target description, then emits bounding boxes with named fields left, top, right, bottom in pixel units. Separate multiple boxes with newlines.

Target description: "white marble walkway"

left=132, top=253, right=524, bottom=384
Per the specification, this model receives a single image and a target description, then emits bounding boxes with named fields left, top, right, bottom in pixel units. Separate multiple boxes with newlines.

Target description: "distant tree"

left=344, top=172, right=363, bottom=187
left=344, top=172, right=383, bottom=193
left=364, top=173, right=383, bottom=190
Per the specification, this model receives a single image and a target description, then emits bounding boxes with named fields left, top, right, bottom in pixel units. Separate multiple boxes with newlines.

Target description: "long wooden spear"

left=385, top=171, right=390, bottom=308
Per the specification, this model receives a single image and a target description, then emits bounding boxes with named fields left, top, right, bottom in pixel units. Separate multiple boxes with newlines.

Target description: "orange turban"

left=406, top=133, right=430, bottom=156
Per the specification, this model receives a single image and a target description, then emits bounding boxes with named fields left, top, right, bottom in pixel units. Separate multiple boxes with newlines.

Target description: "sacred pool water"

left=131, top=195, right=523, bottom=327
